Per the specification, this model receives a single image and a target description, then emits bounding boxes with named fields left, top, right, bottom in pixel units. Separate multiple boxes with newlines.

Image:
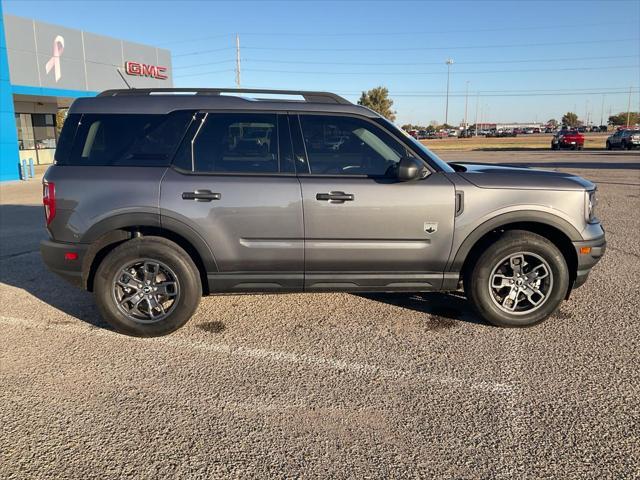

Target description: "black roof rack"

left=97, top=88, right=351, bottom=105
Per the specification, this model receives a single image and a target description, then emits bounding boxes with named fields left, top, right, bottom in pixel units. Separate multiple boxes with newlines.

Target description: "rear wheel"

left=94, top=236, right=201, bottom=337
left=464, top=230, right=569, bottom=327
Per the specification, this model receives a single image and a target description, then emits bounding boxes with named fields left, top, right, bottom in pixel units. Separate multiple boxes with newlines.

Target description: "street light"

left=445, top=58, right=454, bottom=126
left=463, top=80, right=470, bottom=130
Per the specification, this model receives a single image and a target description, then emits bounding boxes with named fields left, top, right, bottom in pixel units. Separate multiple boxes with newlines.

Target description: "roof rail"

left=97, top=88, right=351, bottom=105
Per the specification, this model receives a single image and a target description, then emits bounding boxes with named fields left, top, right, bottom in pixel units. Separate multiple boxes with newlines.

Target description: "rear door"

left=292, top=113, right=456, bottom=291
left=160, top=112, right=304, bottom=292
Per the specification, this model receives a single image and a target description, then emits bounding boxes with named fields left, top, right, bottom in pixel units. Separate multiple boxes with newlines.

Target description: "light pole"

left=235, top=34, right=241, bottom=88
left=444, top=58, right=454, bottom=126
left=474, top=92, right=479, bottom=136
left=463, top=80, right=469, bottom=131
left=626, top=85, right=633, bottom=128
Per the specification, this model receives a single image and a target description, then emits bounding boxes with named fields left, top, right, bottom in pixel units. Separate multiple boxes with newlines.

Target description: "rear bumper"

left=40, top=239, right=88, bottom=289
left=572, top=234, right=606, bottom=289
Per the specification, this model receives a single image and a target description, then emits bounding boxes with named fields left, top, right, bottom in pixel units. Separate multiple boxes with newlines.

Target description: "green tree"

left=561, top=112, right=579, bottom=128
left=608, top=111, right=639, bottom=126
left=547, top=118, right=559, bottom=128
left=358, top=86, right=396, bottom=122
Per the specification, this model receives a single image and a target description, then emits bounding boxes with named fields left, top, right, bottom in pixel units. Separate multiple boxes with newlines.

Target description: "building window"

left=15, top=112, right=59, bottom=165
left=32, top=114, right=57, bottom=150
left=15, top=114, right=36, bottom=151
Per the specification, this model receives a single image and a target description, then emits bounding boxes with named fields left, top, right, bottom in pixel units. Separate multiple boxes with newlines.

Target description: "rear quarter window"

left=56, top=112, right=194, bottom=166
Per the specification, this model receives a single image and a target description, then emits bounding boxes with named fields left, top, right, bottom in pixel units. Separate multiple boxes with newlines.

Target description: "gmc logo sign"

left=124, top=61, right=168, bottom=80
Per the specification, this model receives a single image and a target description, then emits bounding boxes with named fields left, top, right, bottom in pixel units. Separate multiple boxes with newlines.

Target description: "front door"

left=161, top=112, right=304, bottom=292
left=293, top=113, right=456, bottom=291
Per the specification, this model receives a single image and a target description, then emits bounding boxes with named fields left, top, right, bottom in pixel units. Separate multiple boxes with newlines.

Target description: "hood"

left=450, top=162, right=595, bottom=191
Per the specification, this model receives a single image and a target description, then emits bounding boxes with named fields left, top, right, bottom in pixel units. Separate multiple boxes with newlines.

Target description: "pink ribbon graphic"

left=45, top=35, right=65, bottom=82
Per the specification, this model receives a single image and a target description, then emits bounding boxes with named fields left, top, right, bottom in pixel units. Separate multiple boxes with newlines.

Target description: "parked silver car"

left=41, top=88, right=606, bottom=336
left=606, top=129, right=640, bottom=150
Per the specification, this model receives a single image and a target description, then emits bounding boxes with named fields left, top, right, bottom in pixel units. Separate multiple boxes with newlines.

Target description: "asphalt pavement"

left=1, top=150, right=639, bottom=479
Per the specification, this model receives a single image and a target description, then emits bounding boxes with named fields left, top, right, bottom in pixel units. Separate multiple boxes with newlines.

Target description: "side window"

left=61, top=112, right=193, bottom=166
left=299, top=114, right=412, bottom=176
left=190, top=113, right=292, bottom=174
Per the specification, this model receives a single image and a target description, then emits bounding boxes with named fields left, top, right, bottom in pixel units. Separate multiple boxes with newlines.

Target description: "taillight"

left=43, top=181, right=56, bottom=225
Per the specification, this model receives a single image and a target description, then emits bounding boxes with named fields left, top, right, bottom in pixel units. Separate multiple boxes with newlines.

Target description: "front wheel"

left=464, top=230, right=569, bottom=327
left=94, top=236, right=202, bottom=336
left=606, top=141, right=611, bottom=150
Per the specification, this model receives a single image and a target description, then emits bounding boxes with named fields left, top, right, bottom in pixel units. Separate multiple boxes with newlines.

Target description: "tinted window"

left=299, top=115, right=411, bottom=176
left=190, top=113, right=293, bottom=174
left=57, top=112, right=193, bottom=166
left=54, top=114, right=80, bottom=162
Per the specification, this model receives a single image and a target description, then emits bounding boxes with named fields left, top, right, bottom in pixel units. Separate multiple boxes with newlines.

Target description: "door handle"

left=316, top=191, right=355, bottom=203
left=182, top=190, right=222, bottom=202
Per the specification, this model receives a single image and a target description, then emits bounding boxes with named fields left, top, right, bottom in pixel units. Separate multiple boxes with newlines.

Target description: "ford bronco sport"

left=41, top=88, right=606, bottom=336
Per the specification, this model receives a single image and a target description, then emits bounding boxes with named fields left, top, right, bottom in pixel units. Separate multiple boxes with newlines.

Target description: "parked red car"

left=551, top=129, right=584, bottom=150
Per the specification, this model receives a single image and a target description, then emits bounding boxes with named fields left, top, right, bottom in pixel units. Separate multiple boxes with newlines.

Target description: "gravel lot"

left=1, top=150, right=639, bottom=479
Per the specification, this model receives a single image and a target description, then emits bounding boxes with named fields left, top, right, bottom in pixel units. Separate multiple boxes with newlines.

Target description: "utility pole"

left=600, top=94, right=605, bottom=126
left=585, top=99, right=589, bottom=127
left=474, top=92, right=479, bottom=136
left=444, top=58, right=454, bottom=126
left=235, top=34, right=241, bottom=88
left=463, top=80, right=469, bottom=131
left=626, top=85, right=633, bottom=128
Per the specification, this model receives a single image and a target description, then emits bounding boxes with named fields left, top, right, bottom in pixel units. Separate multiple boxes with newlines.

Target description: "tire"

left=551, top=142, right=558, bottom=150
left=94, top=236, right=202, bottom=337
left=464, top=230, right=569, bottom=327
left=577, top=144, right=583, bottom=150
left=606, top=141, right=611, bottom=150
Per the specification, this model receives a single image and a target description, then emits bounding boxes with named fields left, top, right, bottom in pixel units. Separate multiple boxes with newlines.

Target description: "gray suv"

left=41, top=88, right=606, bottom=336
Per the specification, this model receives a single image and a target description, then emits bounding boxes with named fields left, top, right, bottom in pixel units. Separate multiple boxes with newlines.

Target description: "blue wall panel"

left=0, top=2, right=20, bottom=181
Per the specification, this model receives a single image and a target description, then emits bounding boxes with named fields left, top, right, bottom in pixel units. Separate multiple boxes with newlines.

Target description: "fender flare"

left=80, top=212, right=218, bottom=274
left=447, top=211, right=582, bottom=272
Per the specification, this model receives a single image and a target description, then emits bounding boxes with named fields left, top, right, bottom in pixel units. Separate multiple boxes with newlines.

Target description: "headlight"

left=585, top=189, right=598, bottom=223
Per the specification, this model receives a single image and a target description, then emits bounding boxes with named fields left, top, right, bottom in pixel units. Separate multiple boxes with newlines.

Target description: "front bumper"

left=572, top=234, right=606, bottom=289
left=40, top=239, right=89, bottom=289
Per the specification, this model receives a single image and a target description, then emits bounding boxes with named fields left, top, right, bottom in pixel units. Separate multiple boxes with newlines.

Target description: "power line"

left=173, top=47, right=235, bottom=58
left=223, top=64, right=640, bottom=77
left=173, top=59, right=236, bottom=70
left=169, top=37, right=638, bottom=59
left=235, top=54, right=639, bottom=68
left=240, top=37, right=638, bottom=52
left=176, top=64, right=638, bottom=78
left=174, top=69, right=235, bottom=78
left=161, top=21, right=638, bottom=46
left=172, top=54, right=639, bottom=71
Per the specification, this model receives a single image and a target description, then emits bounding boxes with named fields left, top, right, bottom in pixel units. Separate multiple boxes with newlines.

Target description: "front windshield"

left=374, top=118, right=455, bottom=173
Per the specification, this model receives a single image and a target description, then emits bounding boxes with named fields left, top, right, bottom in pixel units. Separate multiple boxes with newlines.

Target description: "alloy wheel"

left=488, top=252, right=554, bottom=315
left=112, top=259, right=180, bottom=324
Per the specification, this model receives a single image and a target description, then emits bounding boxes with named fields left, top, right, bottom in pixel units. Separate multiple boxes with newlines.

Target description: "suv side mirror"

left=397, top=156, right=427, bottom=181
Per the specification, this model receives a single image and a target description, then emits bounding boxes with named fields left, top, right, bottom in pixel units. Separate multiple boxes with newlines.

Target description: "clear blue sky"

left=3, top=0, right=639, bottom=125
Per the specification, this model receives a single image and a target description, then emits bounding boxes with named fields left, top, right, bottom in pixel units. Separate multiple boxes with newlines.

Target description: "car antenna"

left=116, top=68, right=133, bottom=89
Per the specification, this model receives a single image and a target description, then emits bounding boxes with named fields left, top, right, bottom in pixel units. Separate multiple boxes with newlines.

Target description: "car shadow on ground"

left=355, top=291, right=487, bottom=328
left=0, top=204, right=113, bottom=331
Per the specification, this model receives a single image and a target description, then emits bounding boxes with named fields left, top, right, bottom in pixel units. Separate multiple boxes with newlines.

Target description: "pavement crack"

left=0, top=249, right=39, bottom=260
